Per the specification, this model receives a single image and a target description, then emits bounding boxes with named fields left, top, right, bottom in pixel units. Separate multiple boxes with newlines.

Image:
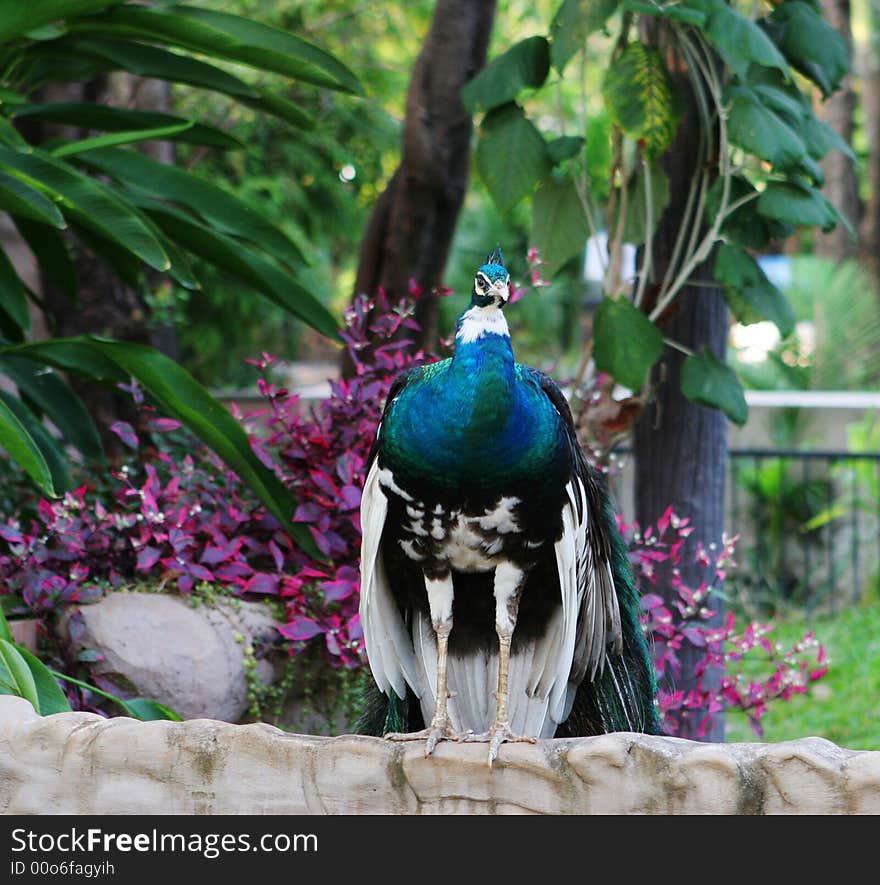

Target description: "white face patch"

left=456, top=304, right=510, bottom=344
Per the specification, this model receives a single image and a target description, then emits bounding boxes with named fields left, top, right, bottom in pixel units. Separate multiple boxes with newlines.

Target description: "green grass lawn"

left=724, top=595, right=880, bottom=750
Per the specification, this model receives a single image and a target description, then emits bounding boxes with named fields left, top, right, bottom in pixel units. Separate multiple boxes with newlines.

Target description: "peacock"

left=356, top=247, right=659, bottom=765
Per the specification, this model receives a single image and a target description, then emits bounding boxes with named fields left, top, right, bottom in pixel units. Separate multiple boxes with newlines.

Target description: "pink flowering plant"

left=0, top=257, right=828, bottom=732
left=625, top=506, right=828, bottom=738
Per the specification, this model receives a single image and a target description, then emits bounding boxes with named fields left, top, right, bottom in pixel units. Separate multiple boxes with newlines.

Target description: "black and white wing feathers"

left=524, top=369, right=623, bottom=703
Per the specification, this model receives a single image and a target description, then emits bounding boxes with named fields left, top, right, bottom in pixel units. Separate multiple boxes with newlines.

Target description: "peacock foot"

left=384, top=719, right=467, bottom=756
left=461, top=722, right=537, bottom=767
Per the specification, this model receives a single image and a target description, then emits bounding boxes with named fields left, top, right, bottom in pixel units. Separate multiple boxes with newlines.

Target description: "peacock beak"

left=493, top=280, right=510, bottom=305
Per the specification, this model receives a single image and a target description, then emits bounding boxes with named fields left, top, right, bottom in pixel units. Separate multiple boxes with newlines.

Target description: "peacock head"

left=472, top=246, right=510, bottom=309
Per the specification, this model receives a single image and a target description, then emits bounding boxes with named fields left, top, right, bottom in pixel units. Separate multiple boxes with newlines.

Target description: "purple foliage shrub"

left=624, top=506, right=827, bottom=737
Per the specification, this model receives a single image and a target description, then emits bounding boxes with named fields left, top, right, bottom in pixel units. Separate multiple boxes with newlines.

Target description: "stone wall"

left=1, top=697, right=878, bottom=814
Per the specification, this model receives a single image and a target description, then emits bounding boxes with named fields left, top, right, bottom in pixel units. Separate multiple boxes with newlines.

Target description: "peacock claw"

left=384, top=720, right=466, bottom=756
left=461, top=723, right=537, bottom=766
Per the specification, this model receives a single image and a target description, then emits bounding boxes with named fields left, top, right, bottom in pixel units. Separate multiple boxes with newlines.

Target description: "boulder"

left=59, top=591, right=280, bottom=722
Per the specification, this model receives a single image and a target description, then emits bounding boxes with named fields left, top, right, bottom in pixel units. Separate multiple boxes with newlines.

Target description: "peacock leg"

left=384, top=572, right=465, bottom=754
left=463, top=561, right=536, bottom=765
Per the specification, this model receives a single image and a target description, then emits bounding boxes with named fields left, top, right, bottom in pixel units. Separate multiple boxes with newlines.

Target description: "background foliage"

left=0, top=0, right=877, bottom=748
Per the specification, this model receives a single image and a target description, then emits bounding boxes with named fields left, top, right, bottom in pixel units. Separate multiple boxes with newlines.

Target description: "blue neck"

left=382, top=311, right=565, bottom=491
left=450, top=324, right=515, bottom=437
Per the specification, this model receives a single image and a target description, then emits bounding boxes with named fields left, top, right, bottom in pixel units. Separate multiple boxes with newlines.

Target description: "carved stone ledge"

left=1, top=696, right=877, bottom=814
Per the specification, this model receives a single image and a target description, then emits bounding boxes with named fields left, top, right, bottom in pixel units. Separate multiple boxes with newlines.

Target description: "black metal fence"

left=611, top=447, right=880, bottom=615
left=726, top=448, right=880, bottom=616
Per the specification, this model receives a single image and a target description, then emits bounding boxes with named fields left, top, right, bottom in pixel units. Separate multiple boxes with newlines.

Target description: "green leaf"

left=0, top=337, right=322, bottom=559
left=532, top=176, right=590, bottom=276
left=793, top=152, right=825, bottom=188
left=823, top=194, right=856, bottom=239
left=119, top=697, right=182, bottom=722
left=546, top=135, right=585, bottom=164
left=13, top=102, right=244, bottom=150
left=462, top=37, right=550, bottom=112
left=0, top=338, right=126, bottom=382
left=0, top=639, right=40, bottom=711
left=75, top=4, right=362, bottom=94
left=688, top=0, right=789, bottom=80
left=800, top=113, right=854, bottom=160
left=49, top=36, right=255, bottom=98
left=14, top=645, right=71, bottom=715
left=726, top=85, right=806, bottom=169
left=756, top=181, right=837, bottom=231
left=0, top=170, right=66, bottom=228
left=38, top=38, right=315, bottom=130
left=602, top=42, right=684, bottom=157
left=0, top=146, right=170, bottom=272
left=77, top=147, right=306, bottom=269
left=618, top=160, right=670, bottom=245
left=0, top=356, right=104, bottom=461
left=135, top=213, right=200, bottom=292
left=0, top=248, right=30, bottom=334
left=593, top=295, right=664, bottom=391
left=705, top=175, right=791, bottom=251
left=0, top=117, right=29, bottom=150
left=476, top=103, right=551, bottom=211
left=585, top=109, right=613, bottom=203
left=745, top=67, right=805, bottom=129
left=623, top=0, right=706, bottom=27
left=0, top=1, right=129, bottom=42
left=13, top=217, right=77, bottom=302
left=0, top=392, right=56, bottom=496
left=24, top=24, right=67, bottom=41
left=681, top=348, right=748, bottom=426
left=236, top=89, right=316, bottom=131
left=50, top=121, right=195, bottom=158
left=0, top=391, right=71, bottom=494
left=713, top=243, right=796, bottom=337
left=767, top=1, right=849, bottom=97
left=141, top=202, right=338, bottom=340
left=50, top=669, right=180, bottom=720
left=550, top=0, right=619, bottom=72
left=0, top=607, right=12, bottom=643
left=0, top=87, right=27, bottom=106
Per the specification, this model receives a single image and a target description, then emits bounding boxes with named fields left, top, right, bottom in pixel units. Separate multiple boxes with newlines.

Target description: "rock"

left=8, top=618, right=39, bottom=653
left=1, top=695, right=878, bottom=814
left=59, top=591, right=280, bottom=722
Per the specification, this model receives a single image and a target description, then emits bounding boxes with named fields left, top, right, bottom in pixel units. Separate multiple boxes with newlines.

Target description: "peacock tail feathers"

left=555, top=489, right=660, bottom=737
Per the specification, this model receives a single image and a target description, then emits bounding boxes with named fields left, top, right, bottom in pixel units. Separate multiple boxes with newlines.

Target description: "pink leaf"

left=321, top=579, right=356, bottom=603
left=278, top=617, right=324, bottom=641
left=150, top=417, right=183, bottom=433
left=110, top=421, right=139, bottom=449
left=245, top=573, right=280, bottom=594
left=136, top=546, right=161, bottom=571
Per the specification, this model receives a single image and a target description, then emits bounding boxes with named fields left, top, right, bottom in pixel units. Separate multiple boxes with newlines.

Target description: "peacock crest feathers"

left=478, top=245, right=507, bottom=284
left=485, top=245, right=504, bottom=267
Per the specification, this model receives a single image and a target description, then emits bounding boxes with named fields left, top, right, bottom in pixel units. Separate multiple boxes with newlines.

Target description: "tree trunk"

left=633, top=33, right=728, bottom=742
left=814, top=0, right=861, bottom=261
left=352, top=0, right=496, bottom=352
left=859, top=0, right=880, bottom=279
left=36, top=75, right=178, bottom=455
